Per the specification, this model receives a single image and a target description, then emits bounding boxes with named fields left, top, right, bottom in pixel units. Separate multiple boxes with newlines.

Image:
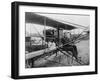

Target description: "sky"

left=26, top=13, right=90, bottom=36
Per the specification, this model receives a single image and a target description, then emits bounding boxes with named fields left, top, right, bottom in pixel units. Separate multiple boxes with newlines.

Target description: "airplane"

left=25, top=12, right=89, bottom=67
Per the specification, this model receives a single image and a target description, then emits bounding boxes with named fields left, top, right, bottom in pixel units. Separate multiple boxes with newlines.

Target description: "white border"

left=19, top=5, right=95, bottom=76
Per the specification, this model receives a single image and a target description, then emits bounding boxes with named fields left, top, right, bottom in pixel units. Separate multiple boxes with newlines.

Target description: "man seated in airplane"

left=47, top=40, right=56, bottom=50
left=61, top=32, right=78, bottom=60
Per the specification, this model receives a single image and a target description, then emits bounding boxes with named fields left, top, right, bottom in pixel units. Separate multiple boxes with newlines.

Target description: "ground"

left=27, top=40, right=89, bottom=68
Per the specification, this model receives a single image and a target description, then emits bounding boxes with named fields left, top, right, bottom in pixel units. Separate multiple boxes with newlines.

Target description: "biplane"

left=25, top=12, right=89, bottom=68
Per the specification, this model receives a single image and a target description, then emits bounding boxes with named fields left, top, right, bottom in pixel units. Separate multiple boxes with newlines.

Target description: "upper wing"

left=25, top=12, right=76, bottom=30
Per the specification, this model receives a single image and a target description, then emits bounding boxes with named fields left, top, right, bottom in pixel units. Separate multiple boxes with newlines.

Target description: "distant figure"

left=61, top=32, right=78, bottom=60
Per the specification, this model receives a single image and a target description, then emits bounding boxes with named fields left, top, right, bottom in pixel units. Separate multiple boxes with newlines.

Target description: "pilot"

left=61, top=32, right=78, bottom=60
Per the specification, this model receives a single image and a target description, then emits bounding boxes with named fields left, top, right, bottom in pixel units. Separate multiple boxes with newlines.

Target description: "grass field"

left=76, top=40, right=89, bottom=65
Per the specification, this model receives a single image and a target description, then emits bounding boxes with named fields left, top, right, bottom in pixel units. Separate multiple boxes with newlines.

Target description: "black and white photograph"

left=11, top=1, right=97, bottom=79
left=25, top=12, right=90, bottom=68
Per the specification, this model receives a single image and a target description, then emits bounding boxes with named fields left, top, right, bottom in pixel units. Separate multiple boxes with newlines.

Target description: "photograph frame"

left=11, top=1, right=98, bottom=79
